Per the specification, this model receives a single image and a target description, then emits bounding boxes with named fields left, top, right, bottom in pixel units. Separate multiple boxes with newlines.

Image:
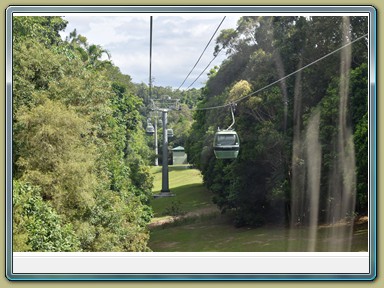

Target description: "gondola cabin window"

left=216, top=134, right=238, bottom=146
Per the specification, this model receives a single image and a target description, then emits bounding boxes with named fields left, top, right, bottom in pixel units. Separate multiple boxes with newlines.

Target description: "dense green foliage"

left=13, top=180, right=81, bottom=252
left=13, top=16, right=153, bottom=251
left=12, top=15, right=369, bottom=250
left=185, top=16, right=369, bottom=227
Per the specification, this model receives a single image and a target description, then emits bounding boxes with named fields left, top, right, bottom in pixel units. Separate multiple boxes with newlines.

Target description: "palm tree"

left=87, top=44, right=111, bottom=67
left=66, top=29, right=111, bottom=68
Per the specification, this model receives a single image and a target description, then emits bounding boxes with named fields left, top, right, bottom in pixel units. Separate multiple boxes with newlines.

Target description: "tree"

left=13, top=180, right=81, bottom=252
left=12, top=16, right=154, bottom=251
left=66, top=29, right=112, bottom=68
left=13, top=16, right=67, bottom=47
left=186, top=15, right=369, bottom=228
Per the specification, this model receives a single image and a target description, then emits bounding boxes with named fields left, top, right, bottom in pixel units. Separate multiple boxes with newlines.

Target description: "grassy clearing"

left=150, top=165, right=216, bottom=218
left=149, top=214, right=368, bottom=252
left=148, top=165, right=368, bottom=252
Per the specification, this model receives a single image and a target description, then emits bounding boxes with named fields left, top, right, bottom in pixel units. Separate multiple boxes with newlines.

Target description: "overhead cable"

left=191, top=33, right=368, bottom=111
left=177, top=16, right=226, bottom=90
left=187, top=25, right=241, bottom=89
left=149, top=16, right=153, bottom=102
left=186, top=48, right=222, bottom=89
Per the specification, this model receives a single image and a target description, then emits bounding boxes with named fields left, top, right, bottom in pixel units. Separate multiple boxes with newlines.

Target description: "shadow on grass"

left=170, top=183, right=210, bottom=196
left=149, top=216, right=369, bottom=252
left=151, top=165, right=193, bottom=174
left=151, top=183, right=214, bottom=216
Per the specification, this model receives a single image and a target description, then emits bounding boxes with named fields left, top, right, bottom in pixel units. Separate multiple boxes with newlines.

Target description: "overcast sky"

left=59, top=15, right=239, bottom=89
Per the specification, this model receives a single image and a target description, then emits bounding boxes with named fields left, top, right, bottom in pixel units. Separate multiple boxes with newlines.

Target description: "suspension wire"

left=191, top=33, right=368, bottom=111
left=177, top=16, right=226, bottom=90
left=149, top=16, right=153, bottom=104
left=186, top=49, right=221, bottom=89
left=187, top=26, right=240, bottom=89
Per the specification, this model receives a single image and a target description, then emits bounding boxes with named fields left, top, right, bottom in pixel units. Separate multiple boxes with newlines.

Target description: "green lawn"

left=148, top=165, right=368, bottom=252
left=150, top=165, right=216, bottom=217
left=149, top=214, right=368, bottom=252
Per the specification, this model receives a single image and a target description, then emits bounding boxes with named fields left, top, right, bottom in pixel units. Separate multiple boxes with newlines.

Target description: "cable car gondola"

left=212, top=104, right=240, bottom=159
left=146, top=123, right=155, bottom=135
left=167, top=128, right=174, bottom=138
left=146, top=118, right=155, bottom=135
left=213, top=130, right=240, bottom=159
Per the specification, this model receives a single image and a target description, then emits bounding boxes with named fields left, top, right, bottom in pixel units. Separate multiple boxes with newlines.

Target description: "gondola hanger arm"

left=227, top=103, right=236, bottom=130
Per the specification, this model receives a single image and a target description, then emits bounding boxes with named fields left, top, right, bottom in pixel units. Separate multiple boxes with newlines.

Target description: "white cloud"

left=61, top=14, right=239, bottom=89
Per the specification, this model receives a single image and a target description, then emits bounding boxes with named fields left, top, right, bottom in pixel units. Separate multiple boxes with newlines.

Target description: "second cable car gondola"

left=213, top=129, right=240, bottom=159
left=146, top=123, right=155, bottom=135
left=167, top=128, right=174, bottom=138
left=146, top=118, right=155, bottom=135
